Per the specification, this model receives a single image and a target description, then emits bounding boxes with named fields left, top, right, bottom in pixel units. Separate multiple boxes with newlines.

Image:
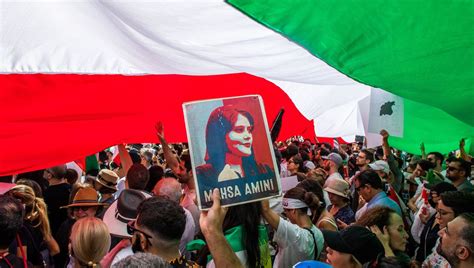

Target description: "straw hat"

left=87, top=169, right=119, bottom=191
left=324, top=179, right=350, bottom=199
left=61, top=187, right=108, bottom=208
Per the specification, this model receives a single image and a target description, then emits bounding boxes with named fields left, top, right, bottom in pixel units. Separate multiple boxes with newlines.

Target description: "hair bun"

left=304, top=191, right=321, bottom=209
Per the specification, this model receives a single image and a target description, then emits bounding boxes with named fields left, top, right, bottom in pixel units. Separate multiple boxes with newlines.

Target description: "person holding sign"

left=196, top=105, right=270, bottom=182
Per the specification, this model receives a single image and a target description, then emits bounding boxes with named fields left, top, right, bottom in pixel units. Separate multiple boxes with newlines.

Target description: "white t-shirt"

left=111, top=246, right=133, bottom=266
left=114, top=177, right=126, bottom=199
left=180, top=208, right=196, bottom=259
left=273, top=218, right=324, bottom=268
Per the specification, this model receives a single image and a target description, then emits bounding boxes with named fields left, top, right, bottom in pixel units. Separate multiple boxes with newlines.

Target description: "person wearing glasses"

left=54, top=185, right=108, bottom=268
left=423, top=191, right=474, bottom=268
left=349, top=149, right=374, bottom=214
left=286, top=154, right=307, bottom=177
left=437, top=213, right=474, bottom=268
left=425, top=151, right=444, bottom=174
left=101, top=189, right=151, bottom=267
left=128, top=196, right=195, bottom=267
left=414, top=182, right=456, bottom=262
left=445, top=158, right=473, bottom=192
left=353, top=170, right=401, bottom=221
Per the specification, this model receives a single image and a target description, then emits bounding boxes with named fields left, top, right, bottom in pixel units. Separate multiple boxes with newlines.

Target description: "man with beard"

left=437, top=213, right=474, bottom=268
left=129, top=196, right=189, bottom=267
left=322, top=152, right=344, bottom=188
left=349, top=149, right=374, bottom=212
left=355, top=149, right=374, bottom=173
left=446, top=158, right=473, bottom=192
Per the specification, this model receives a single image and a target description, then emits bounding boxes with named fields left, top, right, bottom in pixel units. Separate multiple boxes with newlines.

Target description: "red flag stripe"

left=0, top=73, right=311, bottom=175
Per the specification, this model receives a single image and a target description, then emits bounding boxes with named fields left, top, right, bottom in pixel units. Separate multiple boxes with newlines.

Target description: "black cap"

left=322, top=225, right=384, bottom=264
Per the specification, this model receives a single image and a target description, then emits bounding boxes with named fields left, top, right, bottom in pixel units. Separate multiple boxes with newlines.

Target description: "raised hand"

left=420, top=142, right=425, bottom=152
left=155, top=121, right=165, bottom=141
left=370, top=225, right=394, bottom=256
left=460, top=138, right=465, bottom=149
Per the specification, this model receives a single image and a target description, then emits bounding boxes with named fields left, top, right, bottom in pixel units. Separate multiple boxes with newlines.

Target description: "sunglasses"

left=72, top=206, right=94, bottom=212
left=127, top=220, right=154, bottom=245
left=355, top=184, right=368, bottom=192
left=447, top=166, right=459, bottom=171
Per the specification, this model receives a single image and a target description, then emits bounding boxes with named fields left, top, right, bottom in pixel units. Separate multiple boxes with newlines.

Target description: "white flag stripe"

left=1, top=1, right=355, bottom=86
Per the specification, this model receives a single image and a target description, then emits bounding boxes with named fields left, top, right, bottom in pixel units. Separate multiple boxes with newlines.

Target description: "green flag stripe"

left=228, top=0, right=474, bottom=127
left=392, top=98, right=474, bottom=154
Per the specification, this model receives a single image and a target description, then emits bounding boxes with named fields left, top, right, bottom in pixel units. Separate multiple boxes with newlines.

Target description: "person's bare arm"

left=319, top=220, right=337, bottom=231
left=380, top=129, right=391, bottom=160
left=45, top=235, right=60, bottom=256
left=460, top=138, right=472, bottom=162
left=200, top=189, right=244, bottom=268
left=261, top=199, right=280, bottom=230
left=117, top=144, right=133, bottom=176
left=155, top=122, right=181, bottom=174
left=370, top=225, right=395, bottom=257
left=408, top=193, right=420, bottom=213
left=420, top=142, right=426, bottom=160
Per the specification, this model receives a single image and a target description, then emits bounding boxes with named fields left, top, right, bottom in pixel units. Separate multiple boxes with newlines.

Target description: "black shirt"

left=43, top=183, right=71, bottom=235
left=0, top=253, right=33, bottom=268
left=9, top=223, right=44, bottom=267
left=53, top=218, right=75, bottom=268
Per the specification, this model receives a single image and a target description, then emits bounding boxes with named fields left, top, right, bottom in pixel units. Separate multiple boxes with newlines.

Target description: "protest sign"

left=183, top=95, right=281, bottom=209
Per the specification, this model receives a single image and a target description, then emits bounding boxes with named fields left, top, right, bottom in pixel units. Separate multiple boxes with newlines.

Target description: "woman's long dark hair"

left=196, top=202, right=263, bottom=268
left=204, top=105, right=260, bottom=177
left=223, top=202, right=262, bottom=268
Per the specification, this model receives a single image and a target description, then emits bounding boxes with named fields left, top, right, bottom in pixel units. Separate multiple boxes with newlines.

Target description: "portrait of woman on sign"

left=183, top=95, right=281, bottom=209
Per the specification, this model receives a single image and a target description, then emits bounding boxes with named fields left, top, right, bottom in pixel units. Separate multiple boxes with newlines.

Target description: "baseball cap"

left=322, top=153, right=343, bottom=168
left=322, top=225, right=384, bottom=264
left=369, top=160, right=390, bottom=174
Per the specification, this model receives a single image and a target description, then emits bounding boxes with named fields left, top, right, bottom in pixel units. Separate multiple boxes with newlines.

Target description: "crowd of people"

left=0, top=126, right=473, bottom=268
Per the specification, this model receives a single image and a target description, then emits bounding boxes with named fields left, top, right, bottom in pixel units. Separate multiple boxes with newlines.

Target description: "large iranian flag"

left=1, top=1, right=472, bottom=175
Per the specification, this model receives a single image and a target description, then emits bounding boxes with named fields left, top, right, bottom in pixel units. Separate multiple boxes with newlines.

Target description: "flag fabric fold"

left=1, top=1, right=471, bottom=175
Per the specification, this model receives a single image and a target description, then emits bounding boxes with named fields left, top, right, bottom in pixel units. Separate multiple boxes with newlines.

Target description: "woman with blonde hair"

left=7, top=184, right=60, bottom=266
left=70, top=217, right=111, bottom=267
